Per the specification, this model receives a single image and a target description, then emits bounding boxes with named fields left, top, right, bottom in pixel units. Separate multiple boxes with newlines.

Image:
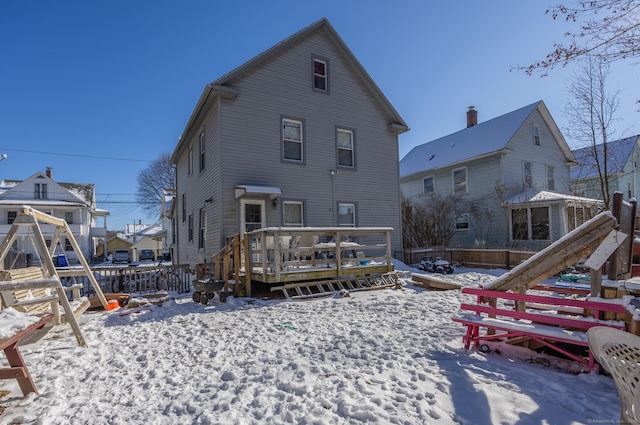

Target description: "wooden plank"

left=411, top=273, right=462, bottom=291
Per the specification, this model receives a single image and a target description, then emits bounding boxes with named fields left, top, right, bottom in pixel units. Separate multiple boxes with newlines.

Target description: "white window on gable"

left=423, top=176, right=434, bottom=194
left=338, top=203, right=356, bottom=227
left=34, top=183, right=47, bottom=199
left=455, top=213, right=470, bottom=230
left=546, top=165, right=555, bottom=191
left=283, top=118, right=303, bottom=162
left=337, top=129, right=354, bottom=168
left=524, top=161, right=533, bottom=188
left=452, top=167, right=467, bottom=195
left=313, top=58, right=328, bottom=92
left=533, top=124, right=541, bottom=146
left=283, top=201, right=304, bottom=227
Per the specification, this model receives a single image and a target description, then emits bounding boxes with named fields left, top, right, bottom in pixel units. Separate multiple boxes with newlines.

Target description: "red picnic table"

left=0, top=313, right=53, bottom=396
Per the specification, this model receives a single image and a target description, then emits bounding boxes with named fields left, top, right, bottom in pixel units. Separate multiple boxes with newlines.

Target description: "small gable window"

left=313, top=58, right=328, bottom=92
left=34, top=183, right=47, bottom=199
left=533, top=124, right=541, bottom=146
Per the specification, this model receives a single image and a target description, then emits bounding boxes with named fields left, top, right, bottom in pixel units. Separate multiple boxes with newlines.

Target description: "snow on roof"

left=570, top=135, right=640, bottom=180
left=400, top=101, right=541, bottom=178
left=504, top=188, right=604, bottom=205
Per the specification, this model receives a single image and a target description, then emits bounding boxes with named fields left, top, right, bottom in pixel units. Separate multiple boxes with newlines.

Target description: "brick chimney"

left=466, top=106, right=477, bottom=128
left=46, top=167, right=52, bottom=179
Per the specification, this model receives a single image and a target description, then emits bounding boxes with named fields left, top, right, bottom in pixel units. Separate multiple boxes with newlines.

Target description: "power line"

left=0, top=147, right=152, bottom=163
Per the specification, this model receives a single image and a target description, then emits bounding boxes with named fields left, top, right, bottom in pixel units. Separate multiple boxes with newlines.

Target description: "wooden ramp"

left=485, top=211, right=618, bottom=293
left=411, top=273, right=463, bottom=291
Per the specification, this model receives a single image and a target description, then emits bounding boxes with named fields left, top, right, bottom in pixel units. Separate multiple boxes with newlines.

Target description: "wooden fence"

left=403, top=248, right=535, bottom=270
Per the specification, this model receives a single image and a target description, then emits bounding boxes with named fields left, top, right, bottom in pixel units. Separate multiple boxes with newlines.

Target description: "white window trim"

left=452, top=167, right=468, bottom=195
left=455, top=213, right=470, bottom=231
left=510, top=206, right=551, bottom=241
left=199, top=131, right=205, bottom=172
left=533, top=123, right=541, bottom=146
left=283, top=201, right=304, bottom=227
left=282, top=118, right=304, bottom=163
left=336, top=128, right=354, bottom=168
left=337, top=202, right=356, bottom=227
left=423, top=175, right=435, bottom=194
left=523, top=161, right=533, bottom=188
left=312, top=57, right=328, bottom=92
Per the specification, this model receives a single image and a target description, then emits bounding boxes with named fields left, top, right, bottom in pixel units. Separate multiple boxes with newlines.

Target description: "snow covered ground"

left=0, top=262, right=622, bottom=424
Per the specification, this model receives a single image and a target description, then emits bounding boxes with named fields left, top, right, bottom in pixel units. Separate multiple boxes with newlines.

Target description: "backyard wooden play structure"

left=193, top=226, right=401, bottom=302
left=452, top=192, right=640, bottom=371
left=0, top=208, right=108, bottom=338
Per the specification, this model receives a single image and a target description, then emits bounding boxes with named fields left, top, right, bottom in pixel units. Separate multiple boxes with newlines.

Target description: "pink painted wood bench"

left=452, top=287, right=628, bottom=370
left=0, top=313, right=53, bottom=396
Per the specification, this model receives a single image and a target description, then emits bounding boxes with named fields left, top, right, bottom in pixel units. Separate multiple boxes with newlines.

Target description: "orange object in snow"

left=106, top=299, right=120, bottom=310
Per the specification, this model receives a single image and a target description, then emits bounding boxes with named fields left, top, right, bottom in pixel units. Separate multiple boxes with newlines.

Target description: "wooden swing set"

left=0, top=206, right=108, bottom=348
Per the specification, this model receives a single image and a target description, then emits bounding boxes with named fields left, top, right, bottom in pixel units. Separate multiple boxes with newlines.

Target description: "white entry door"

left=240, top=199, right=265, bottom=233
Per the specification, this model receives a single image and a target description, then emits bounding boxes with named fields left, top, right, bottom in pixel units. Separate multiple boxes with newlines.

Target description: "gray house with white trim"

left=400, top=101, right=602, bottom=250
left=170, top=18, right=408, bottom=265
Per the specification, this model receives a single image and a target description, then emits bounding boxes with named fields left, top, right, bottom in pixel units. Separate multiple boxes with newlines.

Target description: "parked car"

left=112, top=249, right=132, bottom=264
left=139, top=249, right=155, bottom=262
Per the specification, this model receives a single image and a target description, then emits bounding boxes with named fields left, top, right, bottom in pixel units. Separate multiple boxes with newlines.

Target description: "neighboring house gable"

left=570, top=135, right=640, bottom=202
left=0, top=169, right=108, bottom=264
left=170, top=18, right=408, bottom=266
left=400, top=101, right=598, bottom=250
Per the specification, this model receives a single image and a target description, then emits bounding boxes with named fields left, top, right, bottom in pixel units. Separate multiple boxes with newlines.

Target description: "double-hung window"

left=198, top=208, right=205, bottom=249
left=283, top=201, right=304, bottom=227
left=455, top=213, right=470, bottom=230
left=283, top=118, right=303, bottom=162
left=337, top=128, right=354, bottom=168
left=533, top=124, right=541, bottom=146
left=7, top=211, right=16, bottom=225
left=546, top=165, right=555, bottom=191
left=423, top=176, right=434, bottom=194
left=524, top=161, right=533, bottom=188
left=313, top=58, right=328, bottom=92
left=453, top=167, right=467, bottom=195
left=199, top=131, right=205, bottom=172
left=338, top=203, right=356, bottom=227
left=34, top=183, right=47, bottom=199
left=182, top=194, right=186, bottom=222
left=188, top=214, right=194, bottom=242
left=188, top=146, right=193, bottom=175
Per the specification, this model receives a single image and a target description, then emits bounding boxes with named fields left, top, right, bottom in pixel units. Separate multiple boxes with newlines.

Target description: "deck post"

left=274, top=231, right=281, bottom=282
left=386, top=230, right=393, bottom=272
left=243, top=234, right=252, bottom=297
left=335, top=231, right=342, bottom=276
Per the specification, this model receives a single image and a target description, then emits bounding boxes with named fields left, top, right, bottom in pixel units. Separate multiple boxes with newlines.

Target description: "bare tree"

left=564, top=57, right=620, bottom=209
left=469, top=201, right=496, bottom=247
left=521, top=1, right=640, bottom=75
left=401, top=193, right=464, bottom=248
left=135, top=152, right=176, bottom=219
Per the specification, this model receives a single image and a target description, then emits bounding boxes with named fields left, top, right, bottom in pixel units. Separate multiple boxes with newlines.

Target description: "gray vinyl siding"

left=175, top=28, right=403, bottom=264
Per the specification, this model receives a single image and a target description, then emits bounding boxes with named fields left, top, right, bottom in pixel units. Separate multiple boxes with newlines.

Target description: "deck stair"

left=270, top=270, right=406, bottom=299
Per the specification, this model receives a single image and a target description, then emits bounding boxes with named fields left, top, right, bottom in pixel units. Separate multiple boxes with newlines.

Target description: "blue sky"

left=1, top=1, right=637, bottom=230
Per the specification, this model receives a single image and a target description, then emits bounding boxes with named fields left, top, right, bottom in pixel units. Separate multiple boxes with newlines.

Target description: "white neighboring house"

left=157, top=189, right=175, bottom=261
left=0, top=168, right=109, bottom=265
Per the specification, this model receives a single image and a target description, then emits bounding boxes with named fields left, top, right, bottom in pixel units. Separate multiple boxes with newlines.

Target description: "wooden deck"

left=197, top=227, right=395, bottom=297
